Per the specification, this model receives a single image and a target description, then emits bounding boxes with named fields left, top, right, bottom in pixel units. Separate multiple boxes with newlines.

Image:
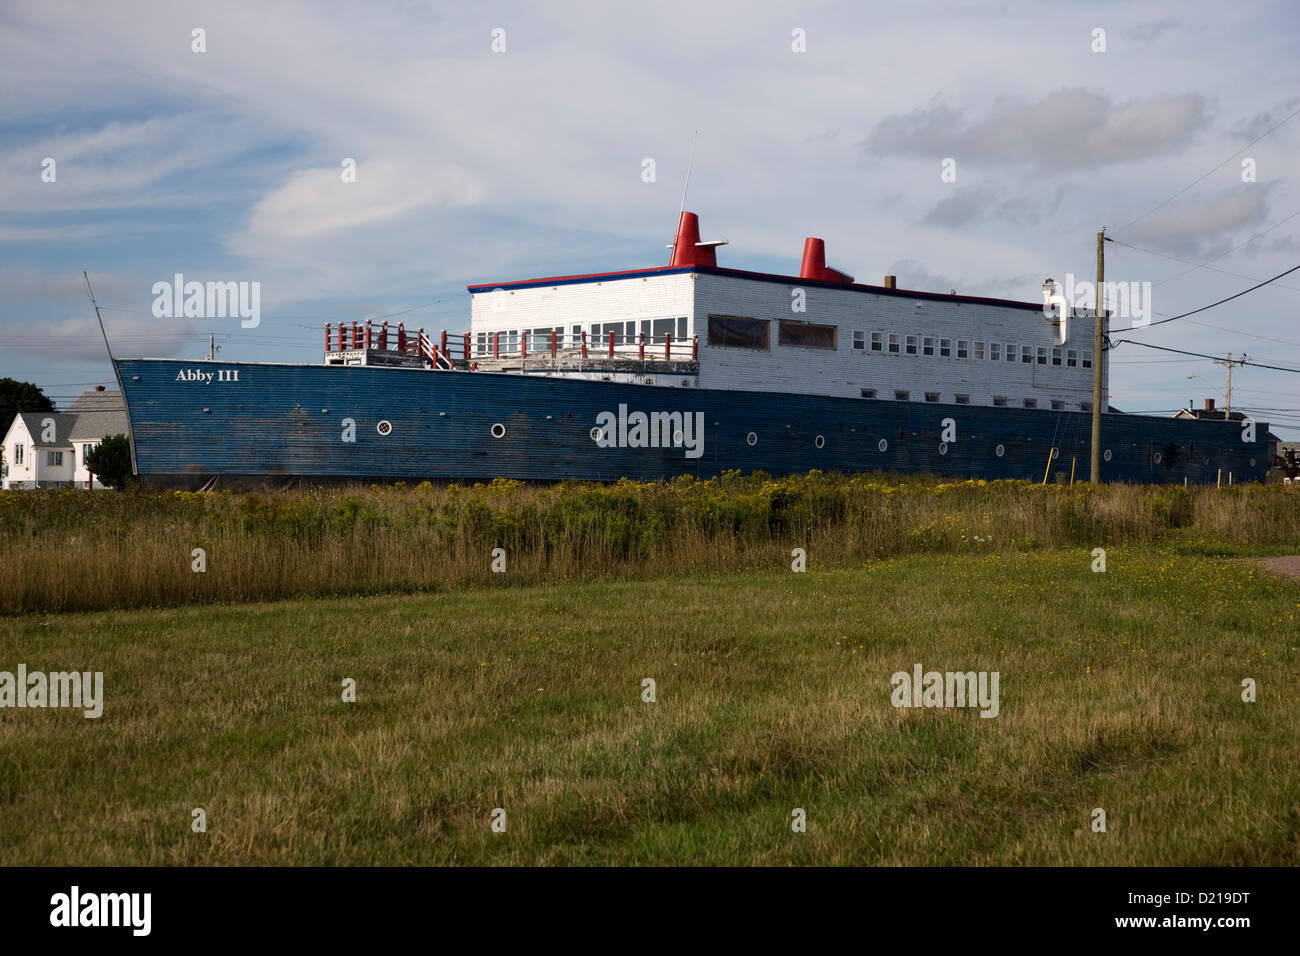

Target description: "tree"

left=0, top=379, right=56, bottom=473
left=83, top=434, right=134, bottom=490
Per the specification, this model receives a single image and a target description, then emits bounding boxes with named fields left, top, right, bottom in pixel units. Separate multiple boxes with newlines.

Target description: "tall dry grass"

left=3, top=472, right=1297, bottom=614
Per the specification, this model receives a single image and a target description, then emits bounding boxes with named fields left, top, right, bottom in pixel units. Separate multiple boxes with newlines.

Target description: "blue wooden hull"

left=114, top=359, right=1268, bottom=485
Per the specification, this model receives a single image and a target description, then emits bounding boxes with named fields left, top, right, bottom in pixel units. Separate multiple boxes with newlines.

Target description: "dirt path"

left=1252, top=556, right=1300, bottom=581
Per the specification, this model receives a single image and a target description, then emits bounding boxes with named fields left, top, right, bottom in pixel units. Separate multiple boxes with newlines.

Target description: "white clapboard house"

left=2, top=388, right=129, bottom=490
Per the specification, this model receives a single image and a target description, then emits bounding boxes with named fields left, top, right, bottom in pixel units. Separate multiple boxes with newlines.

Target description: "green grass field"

left=2, top=547, right=1296, bottom=865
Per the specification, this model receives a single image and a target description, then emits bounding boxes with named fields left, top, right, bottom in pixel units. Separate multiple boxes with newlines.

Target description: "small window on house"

left=1036, top=347, right=1047, bottom=365
left=1080, top=401, right=1092, bottom=412
left=905, top=334, right=918, bottom=355
left=707, top=314, right=770, bottom=350
left=887, top=333, right=900, bottom=354
left=974, top=341, right=986, bottom=360
left=925, top=392, right=940, bottom=403
left=1023, top=399, right=1037, bottom=409
left=894, top=390, right=910, bottom=401
left=1082, top=351, right=1093, bottom=369
left=957, top=339, right=969, bottom=359
left=13, top=443, right=23, bottom=464
left=860, top=388, right=876, bottom=399
left=1052, top=347, right=1062, bottom=366
left=1051, top=400, right=1065, bottom=411
left=871, top=332, right=883, bottom=352
left=940, top=338, right=952, bottom=358
left=1021, top=347, right=1033, bottom=364
left=1067, top=349, right=1077, bottom=368
left=1005, top=344, right=1016, bottom=363
left=955, top=394, right=970, bottom=405
left=852, top=330, right=865, bottom=351
left=992, top=396, right=1007, bottom=407
left=676, top=316, right=688, bottom=340
left=922, top=336, right=934, bottom=356
left=779, top=319, right=837, bottom=349
left=989, top=343, right=1001, bottom=361
left=82, top=443, right=94, bottom=462
left=47, top=451, right=63, bottom=466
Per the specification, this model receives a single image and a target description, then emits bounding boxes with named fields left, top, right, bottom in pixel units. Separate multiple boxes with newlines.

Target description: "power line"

left=1108, top=221, right=1300, bottom=292
left=1113, top=105, right=1300, bottom=235
left=1109, top=338, right=1300, bottom=373
left=1121, top=261, right=1300, bottom=330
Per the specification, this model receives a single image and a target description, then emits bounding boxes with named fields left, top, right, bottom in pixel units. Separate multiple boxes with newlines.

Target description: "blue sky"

left=2, top=0, right=1298, bottom=435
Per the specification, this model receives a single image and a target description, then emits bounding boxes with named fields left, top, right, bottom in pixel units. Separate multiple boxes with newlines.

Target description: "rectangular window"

left=871, top=332, right=883, bottom=352
left=676, top=316, right=687, bottom=341
left=1082, top=350, right=1093, bottom=369
left=955, top=394, right=970, bottom=405
left=940, top=338, right=952, bottom=358
left=1023, top=399, right=1037, bottom=409
left=887, top=332, right=900, bottom=354
left=13, top=444, right=22, bottom=464
left=992, top=396, right=1007, bottom=407
left=1051, top=347, right=1062, bottom=367
left=779, top=320, right=837, bottom=349
left=925, top=392, right=940, bottom=403
left=1066, top=349, right=1077, bottom=368
left=47, top=451, right=63, bottom=466
left=82, top=443, right=93, bottom=462
left=652, top=317, right=676, bottom=342
left=974, top=341, right=986, bottom=361
left=990, top=343, right=1001, bottom=361
left=860, top=388, right=876, bottom=399
left=894, top=390, right=910, bottom=401
left=1036, top=347, right=1047, bottom=365
left=1021, top=347, right=1033, bottom=364
left=905, top=334, right=918, bottom=355
left=957, top=339, right=969, bottom=359
left=923, top=336, right=934, bottom=356
left=1080, top=401, right=1092, bottom=412
left=707, top=314, right=769, bottom=350
left=1051, top=400, right=1065, bottom=411
left=506, top=330, right=518, bottom=352
left=852, top=330, right=865, bottom=351
left=1005, top=344, right=1016, bottom=363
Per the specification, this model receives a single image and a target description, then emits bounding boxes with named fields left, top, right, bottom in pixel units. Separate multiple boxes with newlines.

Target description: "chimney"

left=798, top=238, right=854, bottom=284
left=95, top=385, right=105, bottom=391
left=883, top=275, right=897, bottom=289
left=1204, top=398, right=1215, bottom=411
left=668, top=211, right=727, bottom=268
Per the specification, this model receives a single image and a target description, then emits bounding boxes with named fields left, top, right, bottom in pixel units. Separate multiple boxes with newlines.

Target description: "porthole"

left=1250, top=457, right=1257, bottom=467
left=995, top=444, right=1005, bottom=458
left=1153, top=451, right=1162, bottom=464
left=589, top=426, right=604, bottom=442
left=1104, top=449, right=1112, bottom=462
left=938, top=442, right=948, bottom=456
left=878, top=439, right=888, bottom=452
left=747, top=432, right=758, bottom=446
left=376, top=420, right=392, bottom=436
left=815, top=435, right=825, bottom=449
left=490, top=423, right=506, bottom=439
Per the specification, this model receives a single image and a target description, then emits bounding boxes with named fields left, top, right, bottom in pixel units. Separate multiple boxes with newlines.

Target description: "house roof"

left=4, top=390, right=129, bottom=448
left=14, top=412, right=76, bottom=448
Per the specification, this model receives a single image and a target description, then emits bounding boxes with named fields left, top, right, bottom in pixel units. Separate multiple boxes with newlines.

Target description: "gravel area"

left=1253, top=555, right=1300, bottom=580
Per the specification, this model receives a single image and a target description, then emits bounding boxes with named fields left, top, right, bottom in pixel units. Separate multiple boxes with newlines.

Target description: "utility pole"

left=1090, top=229, right=1106, bottom=483
left=1211, top=353, right=1246, bottom=415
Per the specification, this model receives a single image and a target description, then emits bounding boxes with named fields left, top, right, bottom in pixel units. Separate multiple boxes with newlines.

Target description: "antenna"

left=679, top=130, right=698, bottom=216
left=83, top=270, right=139, bottom=476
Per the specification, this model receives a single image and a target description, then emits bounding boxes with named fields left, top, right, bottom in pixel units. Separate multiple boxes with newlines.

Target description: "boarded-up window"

left=778, top=320, right=837, bottom=349
left=707, top=315, right=769, bottom=349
